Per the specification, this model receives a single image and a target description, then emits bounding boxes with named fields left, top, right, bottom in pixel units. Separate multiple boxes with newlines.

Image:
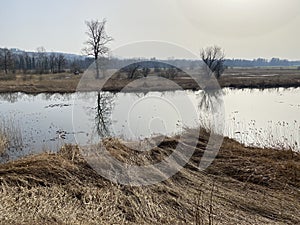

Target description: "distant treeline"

left=109, top=58, right=300, bottom=69
left=103, top=58, right=201, bottom=70
left=225, top=58, right=300, bottom=68
left=0, top=47, right=93, bottom=75
left=1, top=47, right=300, bottom=75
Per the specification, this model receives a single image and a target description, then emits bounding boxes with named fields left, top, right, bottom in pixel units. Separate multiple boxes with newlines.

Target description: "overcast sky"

left=0, top=0, right=299, bottom=59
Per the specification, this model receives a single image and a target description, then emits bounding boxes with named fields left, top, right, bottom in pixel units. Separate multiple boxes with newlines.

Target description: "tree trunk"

left=95, top=59, right=100, bottom=79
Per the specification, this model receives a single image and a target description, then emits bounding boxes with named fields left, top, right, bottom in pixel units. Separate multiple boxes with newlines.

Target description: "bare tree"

left=0, top=49, right=4, bottom=73
left=141, top=67, right=151, bottom=77
left=83, top=19, right=113, bottom=79
left=200, top=46, right=225, bottom=79
left=36, top=47, right=48, bottom=74
left=165, top=67, right=178, bottom=79
left=70, top=59, right=81, bottom=74
left=49, top=53, right=56, bottom=73
left=0, top=48, right=14, bottom=74
left=57, top=54, right=66, bottom=73
left=121, top=63, right=141, bottom=79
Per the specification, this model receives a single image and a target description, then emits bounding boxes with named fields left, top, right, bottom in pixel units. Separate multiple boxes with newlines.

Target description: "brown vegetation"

left=0, top=129, right=299, bottom=224
left=0, top=134, right=8, bottom=156
left=220, top=68, right=300, bottom=89
left=0, top=73, right=81, bottom=94
left=0, top=68, right=300, bottom=93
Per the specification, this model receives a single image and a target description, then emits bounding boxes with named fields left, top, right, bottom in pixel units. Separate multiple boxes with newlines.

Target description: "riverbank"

left=0, top=129, right=299, bottom=224
left=0, top=68, right=300, bottom=93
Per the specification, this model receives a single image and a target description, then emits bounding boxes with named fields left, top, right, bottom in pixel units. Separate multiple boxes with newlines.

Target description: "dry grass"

left=0, top=117, right=23, bottom=154
left=0, top=129, right=300, bottom=224
left=207, top=137, right=300, bottom=189
left=0, top=133, right=8, bottom=156
left=0, top=68, right=300, bottom=94
left=219, top=68, right=300, bottom=89
left=0, top=73, right=81, bottom=94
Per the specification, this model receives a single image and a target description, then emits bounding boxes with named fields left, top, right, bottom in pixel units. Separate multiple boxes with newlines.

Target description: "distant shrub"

left=158, top=67, right=178, bottom=79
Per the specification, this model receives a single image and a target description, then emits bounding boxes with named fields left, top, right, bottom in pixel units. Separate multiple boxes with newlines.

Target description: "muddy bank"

left=0, top=130, right=299, bottom=224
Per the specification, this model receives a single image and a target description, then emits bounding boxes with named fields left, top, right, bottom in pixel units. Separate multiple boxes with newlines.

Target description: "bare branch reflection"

left=95, top=91, right=114, bottom=137
left=198, top=89, right=223, bottom=132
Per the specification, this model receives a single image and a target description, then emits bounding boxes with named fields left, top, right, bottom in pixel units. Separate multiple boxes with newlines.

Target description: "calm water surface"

left=0, top=88, right=299, bottom=161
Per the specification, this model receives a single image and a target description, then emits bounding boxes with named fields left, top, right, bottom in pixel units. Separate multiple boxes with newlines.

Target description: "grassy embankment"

left=0, top=68, right=300, bottom=93
left=0, top=129, right=299, bottom=224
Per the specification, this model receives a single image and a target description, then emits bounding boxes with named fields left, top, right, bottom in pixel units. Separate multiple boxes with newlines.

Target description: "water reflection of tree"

left=41, top=93, right=73, bottom=102
left=199, top=90, right=222, bottom=111
left=95, top=91, right=114, bottom=137
left=0, top=93, right=20, bottom=103
left=198, top=89, right=223, bottom=132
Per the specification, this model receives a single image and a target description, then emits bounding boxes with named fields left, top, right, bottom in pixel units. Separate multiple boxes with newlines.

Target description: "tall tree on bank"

left=83, top=19, right=113, bottom=79
left=200, top=46, right=225, bottom=79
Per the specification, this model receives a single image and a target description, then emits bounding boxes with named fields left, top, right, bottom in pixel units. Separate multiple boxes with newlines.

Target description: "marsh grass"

left=0, top=116, right=23, bottom=158
left=0, top=133, right=8, bottom=156
left=227, top=119, right=300, bottom=152
left=0, top=130, right=299, bottom=224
